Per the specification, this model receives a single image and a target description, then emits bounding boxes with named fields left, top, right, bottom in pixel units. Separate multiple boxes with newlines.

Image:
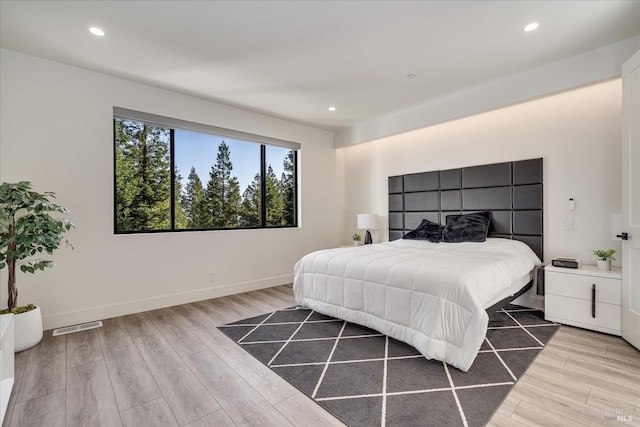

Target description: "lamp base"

left=364, top=230, right=372, bottom=245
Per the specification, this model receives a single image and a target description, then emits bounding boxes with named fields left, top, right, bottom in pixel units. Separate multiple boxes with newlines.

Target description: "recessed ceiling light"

left=89, top=27, right=105, bottom=36
left=328, top=106, right=336, bottom=111
left=406, top=74, right=417, bottom=79
left=524, top=22, right=539, bottom=32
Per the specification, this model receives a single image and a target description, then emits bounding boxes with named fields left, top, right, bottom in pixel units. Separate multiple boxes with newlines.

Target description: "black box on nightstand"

left=551, top=257, right=581, bottom=268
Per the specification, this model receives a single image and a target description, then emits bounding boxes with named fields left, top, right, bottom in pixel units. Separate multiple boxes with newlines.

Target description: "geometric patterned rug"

left=218, top=305, right=560, bottom=427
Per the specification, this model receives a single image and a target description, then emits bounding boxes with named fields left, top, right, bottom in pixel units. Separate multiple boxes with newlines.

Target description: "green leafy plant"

left=592, top=249, right=616, bottom=261
left=0, top=181, right=74, bottom=313
left=352, top=233, right=362, bottom=242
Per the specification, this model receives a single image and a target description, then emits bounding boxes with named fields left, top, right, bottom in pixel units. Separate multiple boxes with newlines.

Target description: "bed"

left=293, top=158, right=544, bottom=372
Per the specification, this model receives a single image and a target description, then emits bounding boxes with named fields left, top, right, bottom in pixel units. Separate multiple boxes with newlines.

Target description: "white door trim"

left=621, top=49, right=640, bottom=350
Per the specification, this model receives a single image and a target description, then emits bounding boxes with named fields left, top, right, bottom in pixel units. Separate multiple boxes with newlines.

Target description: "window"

left=114, top=108, right=298, bottom=233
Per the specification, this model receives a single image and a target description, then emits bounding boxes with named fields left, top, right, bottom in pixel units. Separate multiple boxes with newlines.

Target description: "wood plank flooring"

left=3, top=284, right=639, bottom=426
left=493, top=326, right=640, bottom=427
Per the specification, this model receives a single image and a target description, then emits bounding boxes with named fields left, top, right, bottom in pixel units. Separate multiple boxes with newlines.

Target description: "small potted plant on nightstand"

left=0, top=182, right=74, bottom=352
left=592, top=249, right=616, bottom=271
left=352, top=233, right=362, bottom=246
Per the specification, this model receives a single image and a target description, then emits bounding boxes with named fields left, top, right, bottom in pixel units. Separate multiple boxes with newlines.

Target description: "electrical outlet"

left=208, top=272, right=216, bottom=282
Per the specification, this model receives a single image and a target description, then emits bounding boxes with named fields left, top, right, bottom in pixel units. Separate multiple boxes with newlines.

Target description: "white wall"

left=341, top=80, right=623, bottom=308
left=0, top=49, right=345, bottom=329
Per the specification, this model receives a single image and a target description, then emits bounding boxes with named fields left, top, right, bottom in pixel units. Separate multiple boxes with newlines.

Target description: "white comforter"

left=293, top=238, right=541, bottom=371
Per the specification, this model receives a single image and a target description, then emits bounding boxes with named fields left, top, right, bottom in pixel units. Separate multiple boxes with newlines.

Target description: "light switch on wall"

left=563, top=219, right=574, bottom=230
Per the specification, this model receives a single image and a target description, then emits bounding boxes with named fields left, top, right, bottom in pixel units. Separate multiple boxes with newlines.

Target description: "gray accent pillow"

left=403, top=219, right=445, bottom=243
left=443, top=211, right=492, bottom=243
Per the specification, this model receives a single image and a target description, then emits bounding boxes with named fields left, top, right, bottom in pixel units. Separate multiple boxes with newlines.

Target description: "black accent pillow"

left=402, top=219, right=445, bottom=243
left=442, top=211, right=492, bottom=243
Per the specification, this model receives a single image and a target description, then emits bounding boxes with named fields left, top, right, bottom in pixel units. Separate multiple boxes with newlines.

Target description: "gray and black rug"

left=218, top=305, right=559, bottom=427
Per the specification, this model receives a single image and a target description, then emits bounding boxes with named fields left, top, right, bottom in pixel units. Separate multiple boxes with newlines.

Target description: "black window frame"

left=113, top=107, right=299, bottom=234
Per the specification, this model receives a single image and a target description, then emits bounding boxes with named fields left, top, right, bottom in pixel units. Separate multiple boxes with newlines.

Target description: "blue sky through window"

left=174, top=129, right=288, bottom=192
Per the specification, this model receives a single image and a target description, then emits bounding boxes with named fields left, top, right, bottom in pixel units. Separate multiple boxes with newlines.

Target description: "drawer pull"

left=592, top=284, right=596, bottom=318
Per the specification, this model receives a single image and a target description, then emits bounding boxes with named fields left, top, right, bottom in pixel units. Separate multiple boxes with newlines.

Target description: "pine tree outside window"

left=113, top=108, right=298, bottom=233
left=265, top=146, right=296, bottom=227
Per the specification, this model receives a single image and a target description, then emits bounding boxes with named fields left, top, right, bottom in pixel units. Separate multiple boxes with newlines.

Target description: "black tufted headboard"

left=388, top=158, right=544, bottom=260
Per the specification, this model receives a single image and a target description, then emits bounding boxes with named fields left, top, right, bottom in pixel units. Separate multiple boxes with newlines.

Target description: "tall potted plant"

left=0, top=181, right=74, bottom=351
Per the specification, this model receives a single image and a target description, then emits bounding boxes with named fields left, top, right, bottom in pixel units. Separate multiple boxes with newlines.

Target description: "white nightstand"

left=544, top=264, right=622, bottom=335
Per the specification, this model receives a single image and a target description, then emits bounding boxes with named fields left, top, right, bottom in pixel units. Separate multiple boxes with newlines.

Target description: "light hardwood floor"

left=3, top=284, right=639, bottom=427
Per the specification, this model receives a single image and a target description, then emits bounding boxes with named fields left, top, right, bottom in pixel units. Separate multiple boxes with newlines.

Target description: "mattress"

left=293, top=238, right=541, bottom=371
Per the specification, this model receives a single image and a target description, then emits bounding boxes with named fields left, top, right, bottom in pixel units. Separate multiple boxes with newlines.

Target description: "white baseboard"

left=42, top=274, right=293, bottom=330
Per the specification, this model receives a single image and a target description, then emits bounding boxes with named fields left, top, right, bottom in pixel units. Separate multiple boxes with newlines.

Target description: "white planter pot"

left=597, top=260, right=612, bottom=271
left=14, top=306, right=43, bottom=353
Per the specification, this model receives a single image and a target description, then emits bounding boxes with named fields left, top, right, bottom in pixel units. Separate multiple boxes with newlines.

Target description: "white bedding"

left=293, top=238, right=541, bottom=371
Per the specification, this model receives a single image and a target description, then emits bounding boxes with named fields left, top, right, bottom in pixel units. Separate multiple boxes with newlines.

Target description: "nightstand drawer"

left=545, top=295, right=621, bottom=335
left=545, top=272, right=621, bottom=305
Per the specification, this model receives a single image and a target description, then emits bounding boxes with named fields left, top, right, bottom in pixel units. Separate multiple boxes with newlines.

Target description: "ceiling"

left=1, top=0, right=639, bottom=133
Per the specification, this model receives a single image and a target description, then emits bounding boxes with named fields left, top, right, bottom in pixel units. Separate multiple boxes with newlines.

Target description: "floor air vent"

left=52, top=320, right=103, bottom=336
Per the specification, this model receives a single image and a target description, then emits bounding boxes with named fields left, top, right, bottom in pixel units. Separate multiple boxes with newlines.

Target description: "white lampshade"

left=357, top=213, right=378, bottom=230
